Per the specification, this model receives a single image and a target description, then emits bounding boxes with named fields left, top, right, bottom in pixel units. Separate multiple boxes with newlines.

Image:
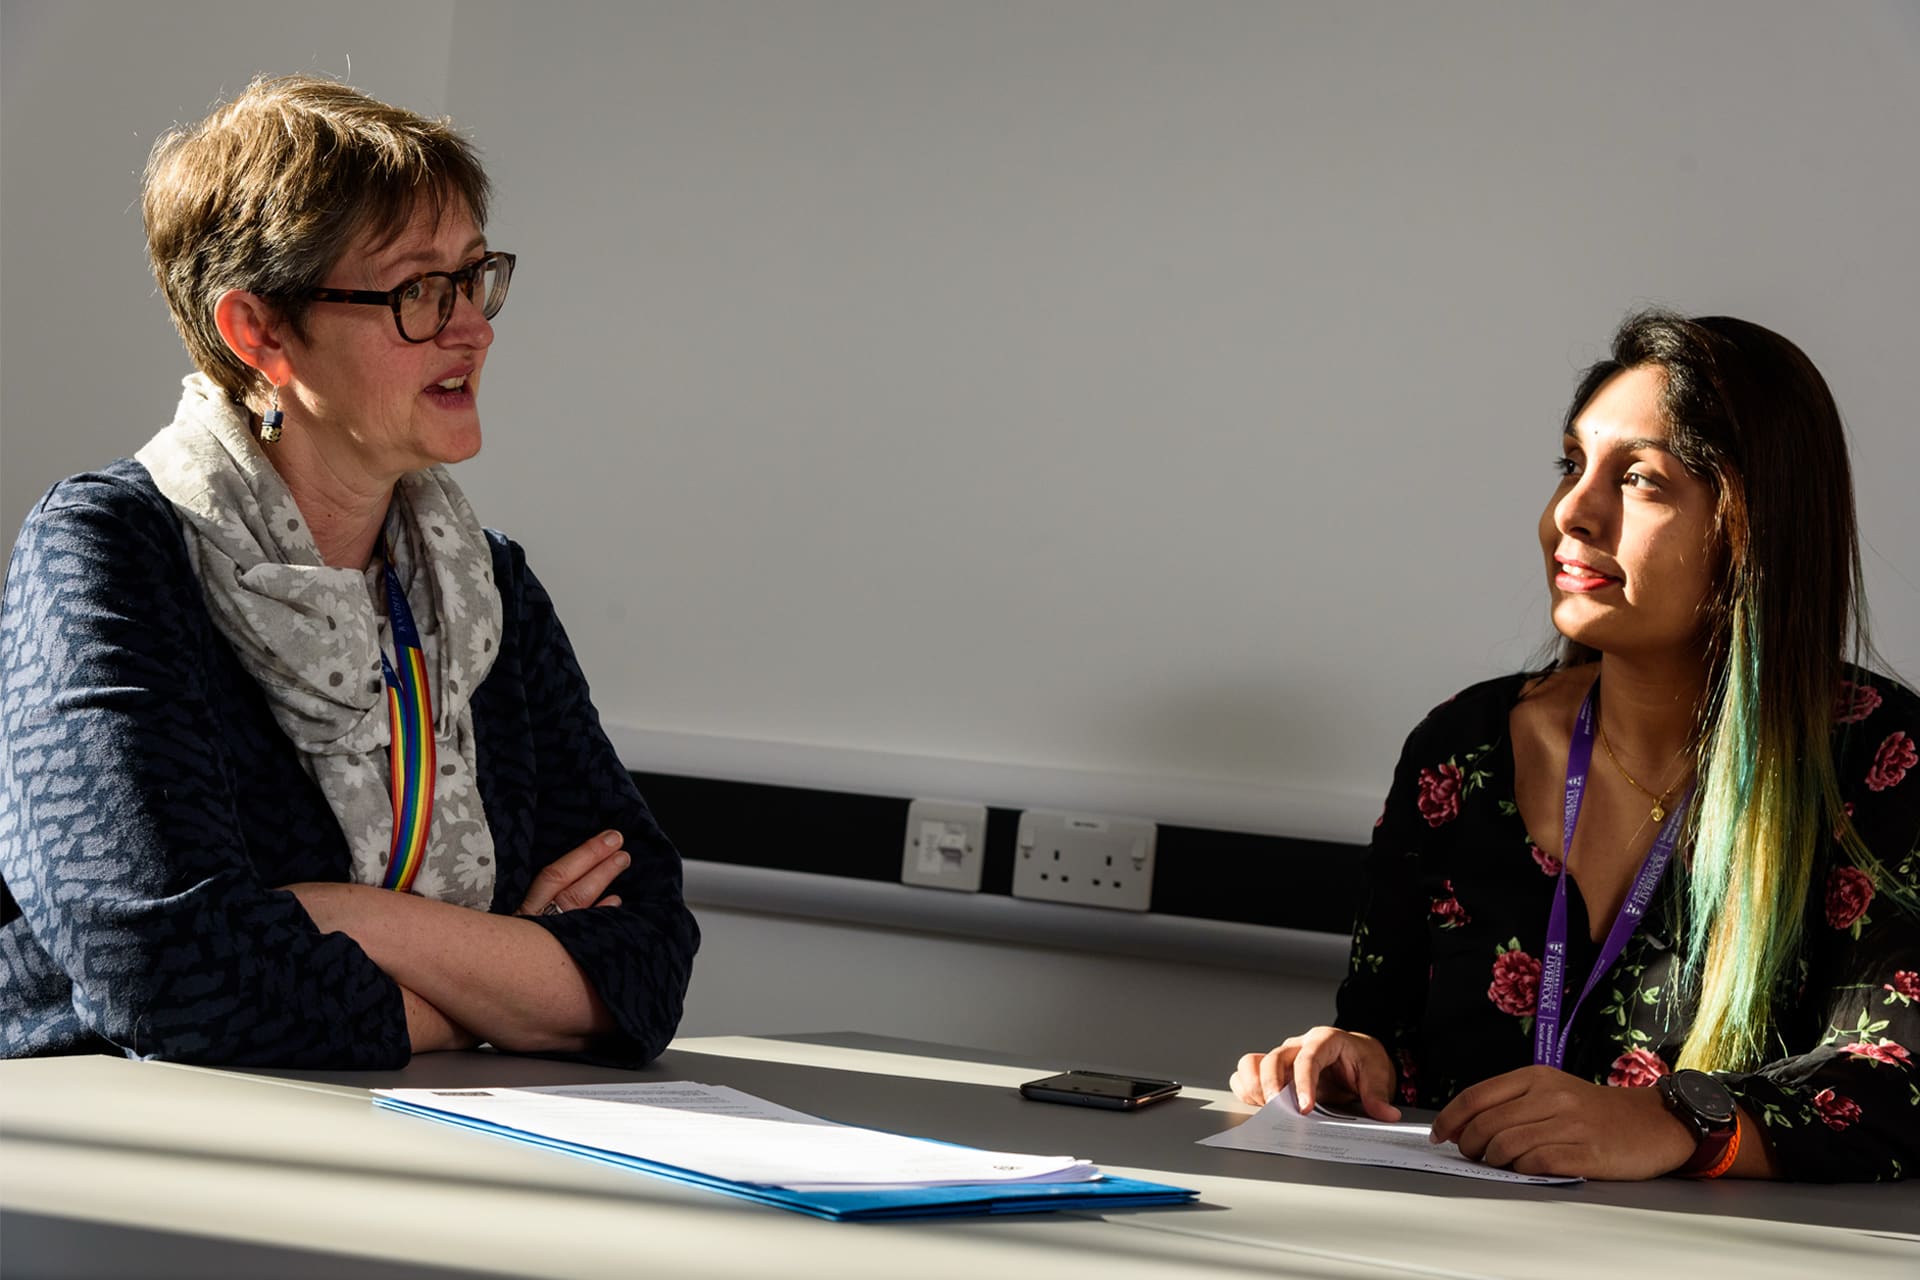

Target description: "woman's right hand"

left=1231, top=1026, right=1402, bottom=1120
left=518, top=829, right=630, bottom=917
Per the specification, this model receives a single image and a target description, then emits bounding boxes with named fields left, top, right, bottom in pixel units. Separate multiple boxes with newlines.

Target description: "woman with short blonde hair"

left=0, top=75, right=698, bottom=1067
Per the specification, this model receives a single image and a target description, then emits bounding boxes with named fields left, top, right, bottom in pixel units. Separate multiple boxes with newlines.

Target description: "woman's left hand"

left=1430, top=1065, right=1695, bottom=1180
left=517, top=830, right=630, bottom=917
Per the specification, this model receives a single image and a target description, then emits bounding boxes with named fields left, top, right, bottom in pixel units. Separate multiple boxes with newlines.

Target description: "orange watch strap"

left=1683, top=1112, right=1741, bottom=1180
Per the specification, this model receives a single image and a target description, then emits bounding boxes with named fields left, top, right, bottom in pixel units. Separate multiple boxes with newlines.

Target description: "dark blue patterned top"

left=0, top=460, right=699, bottom=1068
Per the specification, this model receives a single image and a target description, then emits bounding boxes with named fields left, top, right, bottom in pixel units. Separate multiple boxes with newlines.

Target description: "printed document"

left=376, top=1081, right=1098, bottom=1189
left=1198, top=1085, right=1581, bottom=1185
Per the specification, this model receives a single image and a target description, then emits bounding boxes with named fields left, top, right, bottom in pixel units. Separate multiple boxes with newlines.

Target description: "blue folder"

left=374, top=1096, right=1197, bottom=1221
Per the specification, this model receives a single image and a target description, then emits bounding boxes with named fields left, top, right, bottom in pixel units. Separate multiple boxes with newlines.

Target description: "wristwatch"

left=1656, top=1068, right=1740, bottom=1178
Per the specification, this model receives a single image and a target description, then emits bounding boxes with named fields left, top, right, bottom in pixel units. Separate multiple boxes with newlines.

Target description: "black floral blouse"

left=1335, top=668, right=1920, bottom=1182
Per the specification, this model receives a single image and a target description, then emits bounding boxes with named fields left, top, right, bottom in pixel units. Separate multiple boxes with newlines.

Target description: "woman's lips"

left=1554, top=560, right=1619, bottom=592
left=423, top=374, right=475, bottom=408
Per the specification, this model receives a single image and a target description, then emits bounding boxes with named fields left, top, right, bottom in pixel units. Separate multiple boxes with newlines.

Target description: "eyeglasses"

left=301, top=251, right=517, bottom=343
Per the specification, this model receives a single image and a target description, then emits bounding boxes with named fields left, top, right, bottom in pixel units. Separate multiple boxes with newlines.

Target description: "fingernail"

left=601, top=830, right=622, bottom=848
left=615, top=852, right=631, bottom=869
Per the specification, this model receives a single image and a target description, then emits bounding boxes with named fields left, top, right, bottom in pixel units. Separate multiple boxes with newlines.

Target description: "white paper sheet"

left=1197, top=1085, right=1581, bottom=1185
left=376, top=1082, right=1099, bottom=1189
left=523, top=1082, right=835, bottom=1125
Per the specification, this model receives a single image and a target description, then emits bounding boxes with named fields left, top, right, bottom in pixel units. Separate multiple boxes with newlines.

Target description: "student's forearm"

left=290, top=883, right=615, bottom=1053
left=1725, top=1105, right=1782, bottom=1180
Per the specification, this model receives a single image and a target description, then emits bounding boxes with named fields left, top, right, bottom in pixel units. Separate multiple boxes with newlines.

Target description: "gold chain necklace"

left=1597, top=722, right=1682, bottom=823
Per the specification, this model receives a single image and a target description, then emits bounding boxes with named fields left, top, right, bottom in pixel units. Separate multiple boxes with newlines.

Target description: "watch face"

left=1672, top=1070, right=1736, bottom=1125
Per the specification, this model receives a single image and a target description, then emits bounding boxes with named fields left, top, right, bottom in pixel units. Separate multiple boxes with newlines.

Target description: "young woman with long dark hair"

left=1232, top=312, right=1918, bottom=1181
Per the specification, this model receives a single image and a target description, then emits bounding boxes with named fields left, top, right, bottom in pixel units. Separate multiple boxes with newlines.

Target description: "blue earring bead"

left=260, top=390, right=284, bottom=443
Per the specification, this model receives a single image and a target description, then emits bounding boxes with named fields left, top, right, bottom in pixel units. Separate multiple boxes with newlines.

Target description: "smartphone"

left=1018, top=1070, right=1181, bottom=1111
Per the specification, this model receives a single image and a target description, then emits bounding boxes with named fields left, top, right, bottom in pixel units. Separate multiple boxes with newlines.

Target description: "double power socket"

left=901, top=800, right=1157, bottom=913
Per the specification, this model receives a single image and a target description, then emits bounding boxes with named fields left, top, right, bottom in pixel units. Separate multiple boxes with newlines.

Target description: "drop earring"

left=260, top=384, right=284, bottom=444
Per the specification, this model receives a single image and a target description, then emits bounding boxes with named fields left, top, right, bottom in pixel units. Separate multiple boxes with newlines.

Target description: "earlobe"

left=212, top=289, right=294, bottom=393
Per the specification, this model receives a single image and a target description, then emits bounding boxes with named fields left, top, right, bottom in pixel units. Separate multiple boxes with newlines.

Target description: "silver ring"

left=541, top=901, right=564, bottom=917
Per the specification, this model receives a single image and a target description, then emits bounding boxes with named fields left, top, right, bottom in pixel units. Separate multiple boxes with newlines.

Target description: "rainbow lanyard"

left=377, top=534, right=435, bottom=893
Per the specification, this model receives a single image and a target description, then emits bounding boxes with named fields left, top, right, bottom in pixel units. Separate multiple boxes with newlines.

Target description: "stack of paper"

left=1197, top=1084, right=1580, bottom=1185
left=374, top=1081, right=1196, bottom=1220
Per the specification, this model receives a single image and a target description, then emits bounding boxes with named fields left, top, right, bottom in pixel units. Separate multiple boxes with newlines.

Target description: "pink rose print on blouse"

left=1885, top=971, right=1920, bottom=1006
left=1824, top=865, right=1875, bottom=932
left=1834, top=680, right=1883, bottom=724
left=1606, top=1048, right=1670, bottom=1089
left=1429, top=881, right=1470, bottom=929
left=1396, top=1048, right=1420, bottom=1107
left=1812, top=1088, right=1862, bottom=1131
left=1488, top=941, right=1541, bottom=1021
left=1838, top=1038, right=1912, bottom=1068
left=1416, top=763, right=1463, bottom=827
left=1530, top=844, right=1562, bottom=876
left=1865, top=731, right=1917, bottom=792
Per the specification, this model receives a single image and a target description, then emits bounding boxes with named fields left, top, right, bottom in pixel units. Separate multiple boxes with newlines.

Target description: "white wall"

left=442, top=0, right=1920, bottom=837
left=7, top=2, right=1916, bottom=841
left=4, top=1, right=1917, bottom=1061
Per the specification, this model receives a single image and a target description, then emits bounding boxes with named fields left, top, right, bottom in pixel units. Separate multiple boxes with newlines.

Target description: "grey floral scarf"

left=137, top=373, right=501, bottom=908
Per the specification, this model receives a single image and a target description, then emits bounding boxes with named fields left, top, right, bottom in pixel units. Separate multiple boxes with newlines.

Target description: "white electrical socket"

left=900, top=799, right=988, bottom=892
left=1011, top=810, right=1156, bottom=912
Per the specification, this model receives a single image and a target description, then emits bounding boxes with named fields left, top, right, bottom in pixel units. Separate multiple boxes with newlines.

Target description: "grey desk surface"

left=3, top=1032, right=1917, bottom=1279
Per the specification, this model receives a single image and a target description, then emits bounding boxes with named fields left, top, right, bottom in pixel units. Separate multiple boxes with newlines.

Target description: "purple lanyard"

left=1533, top=684, right=1692, bottom=1070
